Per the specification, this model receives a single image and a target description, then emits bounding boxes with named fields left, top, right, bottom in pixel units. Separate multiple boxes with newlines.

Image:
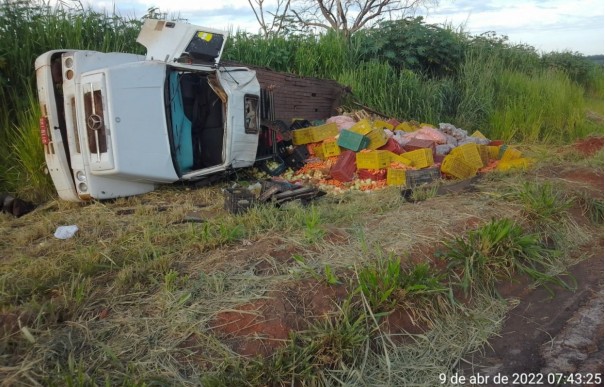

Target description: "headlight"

left=76, top=170, right=87, bottom=181
left=78, top=183, right=88, bottom=192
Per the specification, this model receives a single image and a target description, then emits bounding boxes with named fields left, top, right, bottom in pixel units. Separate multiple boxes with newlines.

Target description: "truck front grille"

left=83, top=89, right=107, bottom=155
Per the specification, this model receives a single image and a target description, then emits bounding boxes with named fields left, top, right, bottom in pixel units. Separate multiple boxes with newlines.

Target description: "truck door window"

left=244, top=95, right=259, bottom=134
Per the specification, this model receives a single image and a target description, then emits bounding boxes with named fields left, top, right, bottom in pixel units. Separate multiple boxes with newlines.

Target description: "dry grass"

left=0, top=145, right=602, bottom=384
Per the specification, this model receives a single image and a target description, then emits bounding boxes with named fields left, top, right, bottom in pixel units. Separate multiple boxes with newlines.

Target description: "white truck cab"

left=35, top=19, right=262, bottom=201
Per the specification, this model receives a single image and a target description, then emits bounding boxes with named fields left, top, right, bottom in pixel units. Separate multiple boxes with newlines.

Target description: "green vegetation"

left=0, top=1, right=603, bottom=199
left=441, top=218, right=570, bottom=296
left=1, top=142, right=602, bottom=384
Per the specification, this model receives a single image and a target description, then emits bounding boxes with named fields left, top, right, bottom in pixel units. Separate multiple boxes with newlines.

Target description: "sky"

left=60, top=0, right=604, bottom=55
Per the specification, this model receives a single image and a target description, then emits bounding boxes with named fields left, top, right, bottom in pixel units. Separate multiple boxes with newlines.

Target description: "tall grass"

left=0, top=0, right=602, bottom=200
left=489, top=69, right=586, bottom=142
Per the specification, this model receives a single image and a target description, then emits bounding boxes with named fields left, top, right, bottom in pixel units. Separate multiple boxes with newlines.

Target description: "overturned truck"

left=35, top=19, right=344, bottom=202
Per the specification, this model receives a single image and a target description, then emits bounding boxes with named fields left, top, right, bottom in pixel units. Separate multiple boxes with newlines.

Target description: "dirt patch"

left=209, top=279, right=349, bottom=357
left=560, top=168, right=604, bottom=198
left=462, top=245, right=604, bottom=382
left=573, top=136, right=603, bottom=156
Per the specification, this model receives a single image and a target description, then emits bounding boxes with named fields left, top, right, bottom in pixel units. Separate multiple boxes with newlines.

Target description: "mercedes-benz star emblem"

left=87, top=114, right=104, bottom=131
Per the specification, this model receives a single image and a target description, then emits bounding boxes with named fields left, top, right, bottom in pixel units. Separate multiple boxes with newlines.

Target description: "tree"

left=289, top=0, right=438, bottom=38
left=247, top=0, right=292, bottom=37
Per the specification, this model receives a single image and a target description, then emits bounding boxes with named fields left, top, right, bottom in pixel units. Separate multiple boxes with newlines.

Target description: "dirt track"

left=462, top=139, right=604, bottom=387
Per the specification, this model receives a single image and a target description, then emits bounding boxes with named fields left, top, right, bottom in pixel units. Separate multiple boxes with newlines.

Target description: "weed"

left=410, top=184, right=439, bottom=202
left=516, top=181, right=572, bottom=220
left=442, top=218, right=571, bottom=296
left=303, top=206, right=325, bottom=243
left=578, top=194, right=604, bottom=225
left=324, top=264, right=341, bottom=285
left=357, top=254, right=402, bottom=312
left=163, top=269, right=179, bottom=293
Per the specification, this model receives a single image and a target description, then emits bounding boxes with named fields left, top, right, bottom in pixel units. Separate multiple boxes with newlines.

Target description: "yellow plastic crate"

left=450, top=143, right=483, bottom=169
left=348, top=119, right=373, bottom=135
left=395, top=122, right=416, bottom=132
left=500, top=147, right=523, bottom=162
left=471, top=130, right=487, bottom=139
left=314, top=140, right=341, bottom=160
left=373, top=120, right=394, bottom=131
left=309, top=123, right=339, bottom=142
left=497, top=158, right=533, bottom=172
left=390, top=153, right=413, bottom=166
left=487, top=145, right=501, bottom=160
left=441, top=154, right=478, bottom=179
left=292, top=127, right=313, bottom=145
left=366, top=128, right=389, bottom=150
left=356, top=150, right=391, bottom=169
left=403, top=148, right=434, bottom=169
left=387, top=168, right=407, bottom=186
left=477, top=144, right=489, bottom=167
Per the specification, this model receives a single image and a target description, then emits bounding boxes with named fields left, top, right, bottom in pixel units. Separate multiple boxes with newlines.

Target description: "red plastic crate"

left=378, top=138, right=404, bottom=155
left=403, top=138, right=436, bottom=153
left=330, top=150, right=357, bottom=182
left=387, top=118, right=401, bottom=128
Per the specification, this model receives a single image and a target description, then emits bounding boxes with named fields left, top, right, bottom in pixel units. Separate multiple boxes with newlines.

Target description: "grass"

left=1, top=150, right=601, bottom=383
left=441, top=218, right=572, bottom=297
left=1, top=2, right=602, bottom=196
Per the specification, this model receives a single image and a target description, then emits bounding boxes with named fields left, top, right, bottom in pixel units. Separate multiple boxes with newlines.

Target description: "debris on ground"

left=0, top=194, right=36, bottom=218
left=53, top=225, right=79, bottom=239
left=251, top=112, right=533, bottom=197
left=224, top=112, right=537, bottom=213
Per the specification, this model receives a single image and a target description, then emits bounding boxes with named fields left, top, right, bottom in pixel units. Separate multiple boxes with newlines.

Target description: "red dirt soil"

left=573, top=136, right=603, bottom=156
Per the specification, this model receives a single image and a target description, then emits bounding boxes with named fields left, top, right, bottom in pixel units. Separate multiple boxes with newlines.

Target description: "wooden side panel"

left=223, top=61, right=346, bottom=123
